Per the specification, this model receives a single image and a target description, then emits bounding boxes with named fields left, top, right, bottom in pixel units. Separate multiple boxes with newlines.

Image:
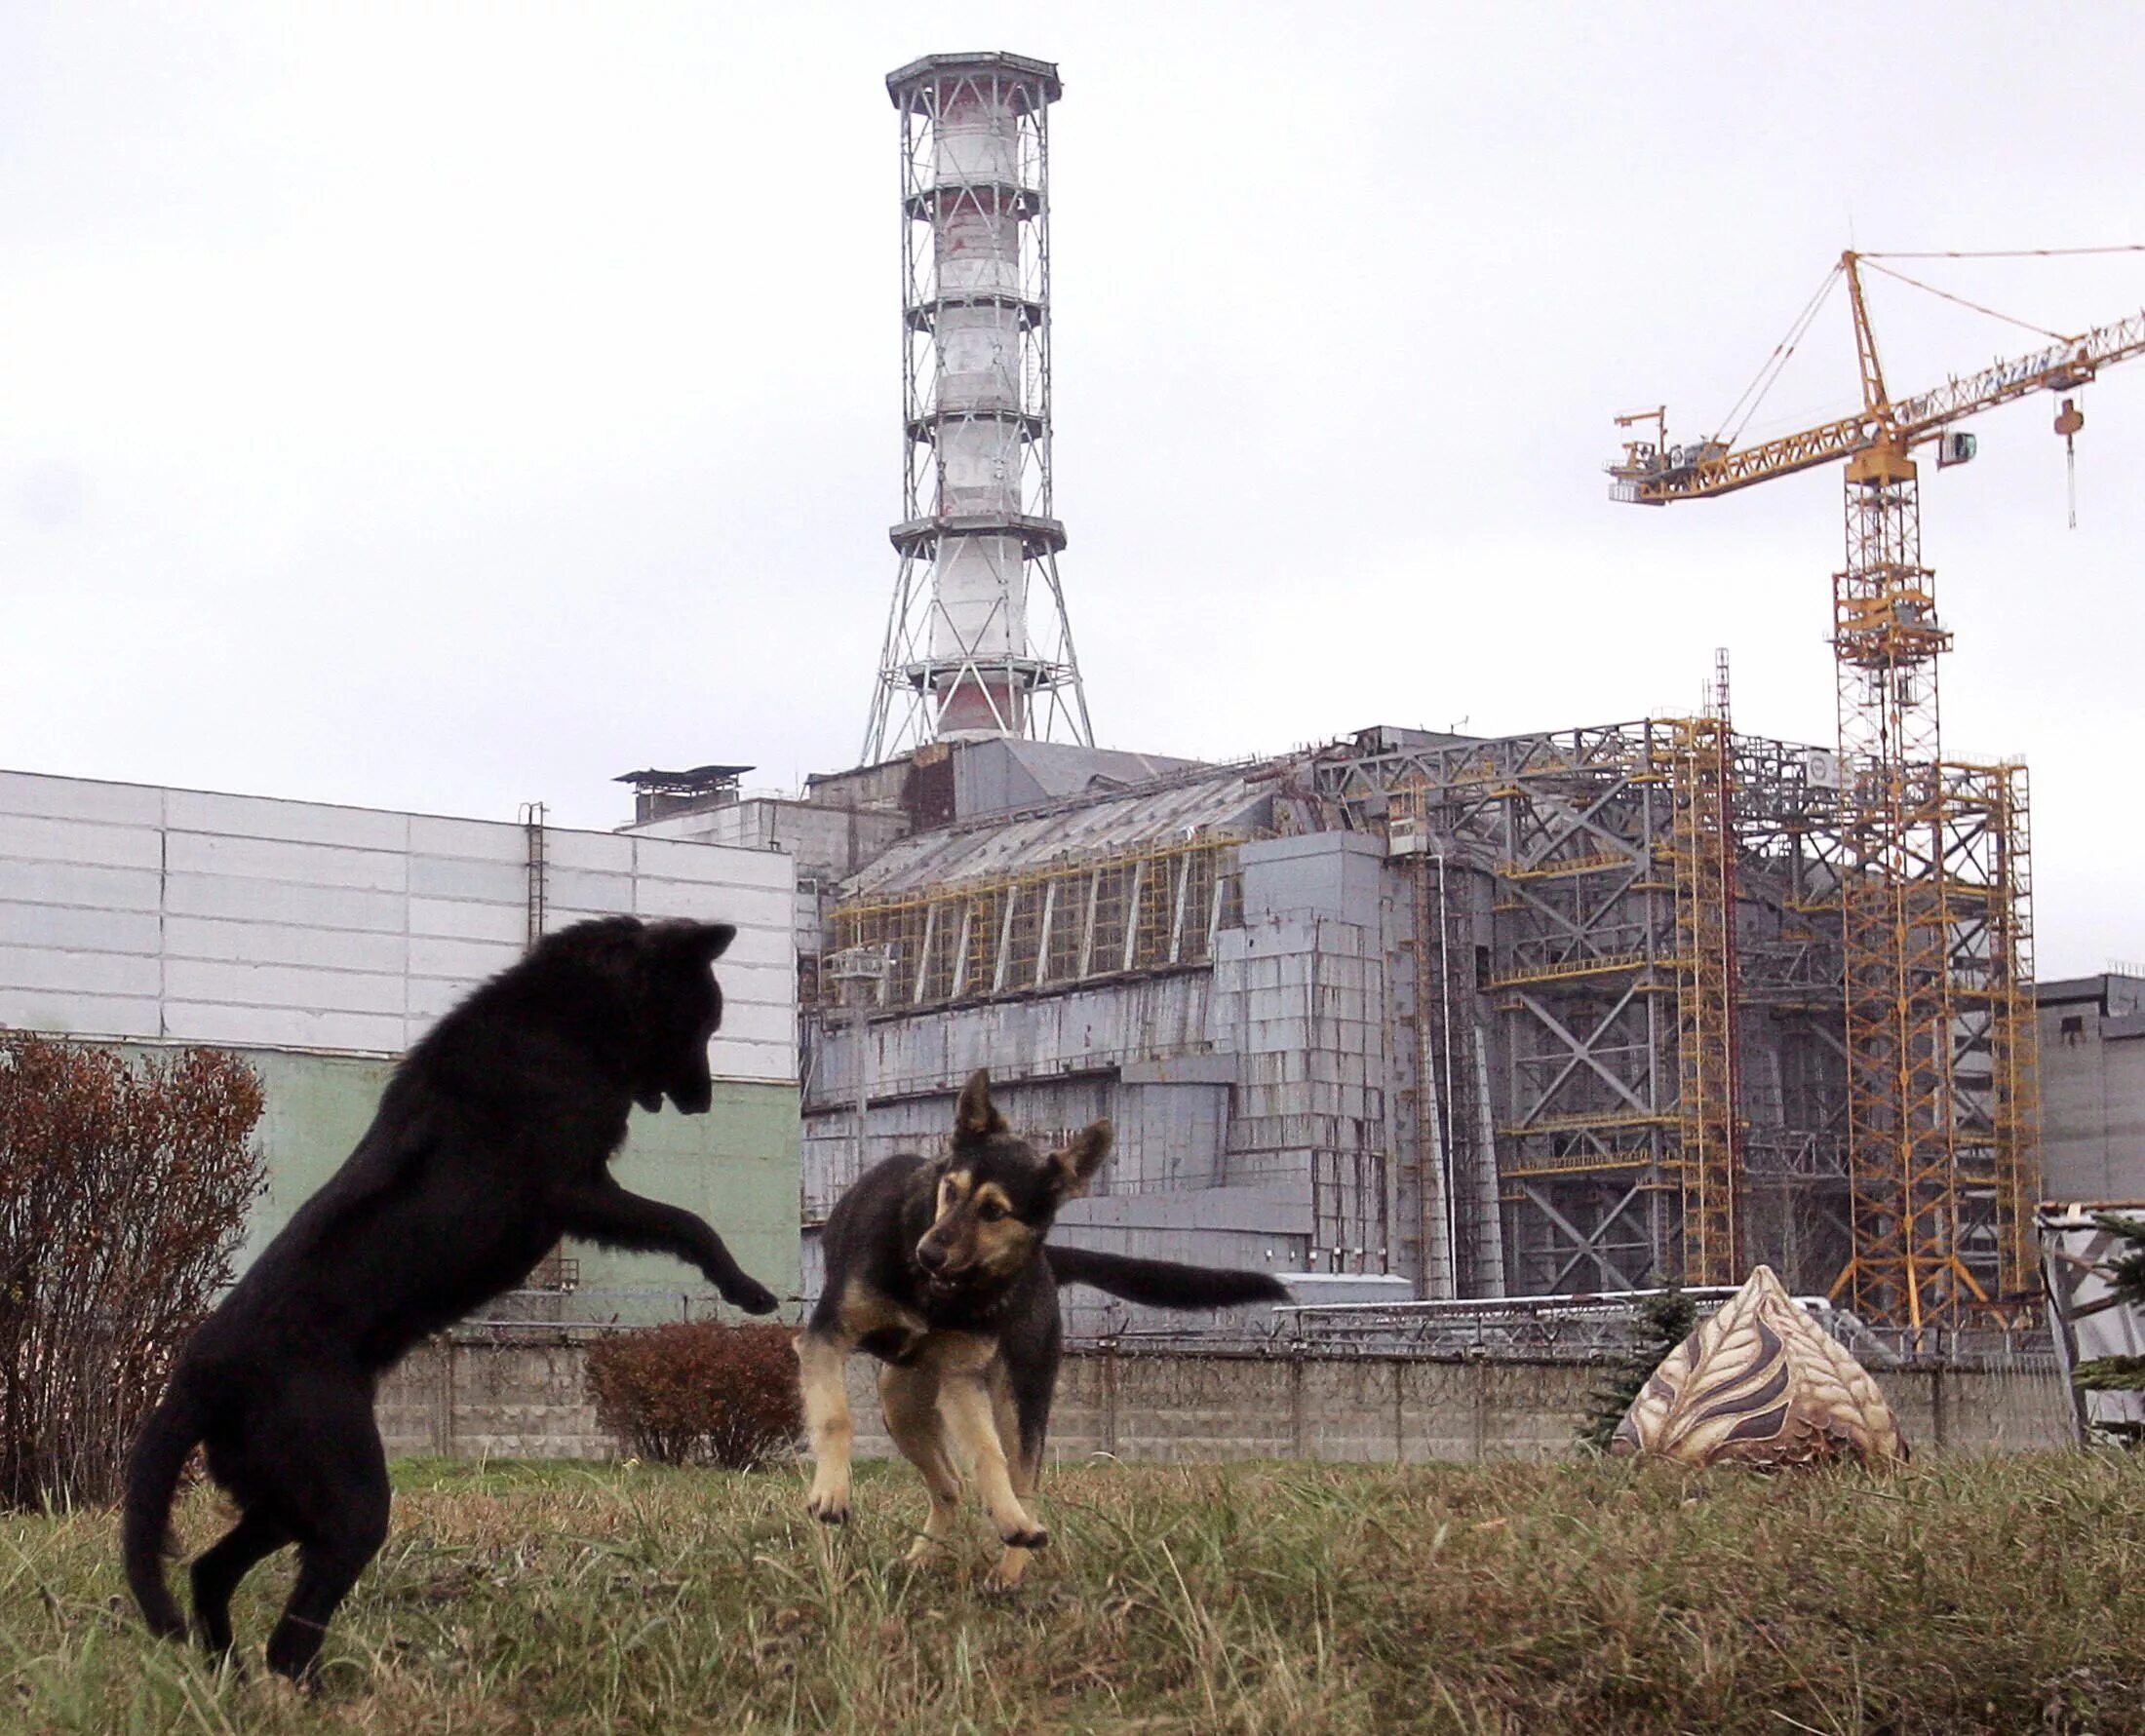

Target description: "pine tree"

left=1579, top=1281, right=1699, bottom=1454
left=2073, top=1212, right=2145, bottom=1448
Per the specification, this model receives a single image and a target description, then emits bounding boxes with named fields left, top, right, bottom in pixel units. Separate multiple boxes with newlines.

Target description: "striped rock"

left=1610, top=1264, right=1907, bottom=1468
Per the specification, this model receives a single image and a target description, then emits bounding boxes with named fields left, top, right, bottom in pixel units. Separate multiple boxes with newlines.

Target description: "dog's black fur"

left=123, top=915, right=780, bottom=1678
left=796, top=1069, right=1287, bottom=1592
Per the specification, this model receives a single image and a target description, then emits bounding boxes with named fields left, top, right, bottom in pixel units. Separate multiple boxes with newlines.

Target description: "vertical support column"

left=1834, top=453, right=1967, bottom=1333
left=1670, top=664, right=1741, bottom=1286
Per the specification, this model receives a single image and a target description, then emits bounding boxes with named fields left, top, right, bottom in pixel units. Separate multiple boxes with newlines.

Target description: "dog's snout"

left=916, top=1240, right=949, bottom=1273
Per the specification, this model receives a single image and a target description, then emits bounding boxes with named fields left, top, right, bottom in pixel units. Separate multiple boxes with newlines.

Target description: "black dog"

left=797, top=1069, right=1287, bottom=1592
left=123, top=915, right=780, bottom=1678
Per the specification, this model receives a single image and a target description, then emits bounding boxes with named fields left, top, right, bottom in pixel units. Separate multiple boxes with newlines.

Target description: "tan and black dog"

left=797, top=1068, right=1287, bottom=1591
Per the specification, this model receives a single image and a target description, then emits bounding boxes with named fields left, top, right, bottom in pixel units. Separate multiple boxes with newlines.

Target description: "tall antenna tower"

left=863, top=52, right=1093, bottom=764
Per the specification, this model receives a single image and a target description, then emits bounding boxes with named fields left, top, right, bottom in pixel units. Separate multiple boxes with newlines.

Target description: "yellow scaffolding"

left=1668, top=704, right=1740, bottom=1286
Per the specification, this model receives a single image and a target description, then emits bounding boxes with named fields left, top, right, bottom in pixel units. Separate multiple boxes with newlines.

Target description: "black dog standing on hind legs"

left=798, top=1068, right=1289, bottom=1594
left=122, top=916, right=782, bottom=1681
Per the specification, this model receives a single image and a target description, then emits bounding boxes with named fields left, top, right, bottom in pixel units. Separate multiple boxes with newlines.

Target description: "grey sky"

left=4, top=1, right=2141, bottom=974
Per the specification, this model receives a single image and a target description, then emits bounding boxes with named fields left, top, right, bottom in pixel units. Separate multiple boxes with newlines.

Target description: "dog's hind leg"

left=190, top=1509, right=292, bottom=1657
left=879, top=1365, right=962, bottom=1564
left=255, top=1383, right=392, bottom=1682
left=796, top=1330, right=857, bottom=1524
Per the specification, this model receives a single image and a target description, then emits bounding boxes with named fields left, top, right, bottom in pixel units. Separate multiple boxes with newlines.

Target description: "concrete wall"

left=0, top=768, right=797, bottom=1083
left=2037, top=975, right=2145, bottom=1202
left=1, top=768, right=804, bottom=1325
left=374, top=1339, right=2075, bottom=1463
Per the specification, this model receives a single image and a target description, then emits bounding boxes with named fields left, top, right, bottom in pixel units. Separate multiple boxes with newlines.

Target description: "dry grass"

left=3, top=1451, right=2141, bottom=1734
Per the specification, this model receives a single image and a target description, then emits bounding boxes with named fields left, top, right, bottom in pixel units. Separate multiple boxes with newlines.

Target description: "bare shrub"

left=586, top=1321, right=801, bottom=1469
left=0, top=1033, right=264, bottom=1508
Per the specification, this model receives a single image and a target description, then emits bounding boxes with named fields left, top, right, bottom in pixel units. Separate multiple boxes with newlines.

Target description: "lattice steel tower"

left=863, top=52, right=1093, bottom=763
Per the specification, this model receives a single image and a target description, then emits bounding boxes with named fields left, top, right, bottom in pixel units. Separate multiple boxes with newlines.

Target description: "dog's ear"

left=1046, top=1118, right=1113, bottom=1202
left=644, top=920, right=735, bottom=965
left=953, top=1069, right=1005, bottom=1145
left=683, top=922, right=735, bottom=962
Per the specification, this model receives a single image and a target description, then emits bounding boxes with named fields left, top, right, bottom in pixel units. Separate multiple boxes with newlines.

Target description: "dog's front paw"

left=998, top=1523, right=1048, bottom=1551
left=722, top=1273, right=781, bottom=1316
left=806, top=1490, right=850, bottom=1526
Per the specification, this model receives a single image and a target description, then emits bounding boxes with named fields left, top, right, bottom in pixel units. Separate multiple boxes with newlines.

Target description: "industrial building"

left=656, top=48, right=2048, bottom=1341
left=0, top=767, right=802, bottom=1318
left=2035, top=971, right=2145, bottom=1202
left=618, top=706, right=2031, bottom=1337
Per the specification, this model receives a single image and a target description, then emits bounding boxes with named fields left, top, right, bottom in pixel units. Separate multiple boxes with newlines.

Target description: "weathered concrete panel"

left=1, top=814, right=162, bottom=870
left=410, top=896, right=526, bottom=943
left=0, top=860, right=163, bottom=910
left=408, top=815, right=526, bottom=863
left=0, top=945, right=161, bottom=996
left=0, top=986, right=162, bottom=1038
left=165, top=872, right=408, bottom=933
left=165, top=958, right=408, bottom=1017
left=0, top=769, right=164, bottom=826
left=0, top=902, right=162, bottom=953
left=167, top=831, right=409, bottom=893
left=166, top=915, right=409, bottom=974
left=165, top=1000, right=409, bottom=1054
left=167, top=789, right=410, bottom=852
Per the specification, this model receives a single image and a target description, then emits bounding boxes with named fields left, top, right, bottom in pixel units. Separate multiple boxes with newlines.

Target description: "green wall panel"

left=104, top=1043, right=800, bottom=1326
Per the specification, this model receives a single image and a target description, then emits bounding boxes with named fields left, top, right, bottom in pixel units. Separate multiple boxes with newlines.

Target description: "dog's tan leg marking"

left=928, top=1334, right=1044, bottom=1551
left=796, top=1330, right=855, bottom=1524
left=879, top=1364, right=963, bottom=1564
left=799, top=1280, right=929, bottom=1525
left=985, top=1369, right=1044, bottom=1594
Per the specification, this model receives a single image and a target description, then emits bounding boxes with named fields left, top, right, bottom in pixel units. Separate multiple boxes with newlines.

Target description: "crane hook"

left=2055, top=396, right=2085, bottom=529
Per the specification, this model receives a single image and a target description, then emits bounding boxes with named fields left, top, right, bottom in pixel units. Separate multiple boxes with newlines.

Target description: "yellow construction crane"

left=1609, top=249, right=2145, bottom=1335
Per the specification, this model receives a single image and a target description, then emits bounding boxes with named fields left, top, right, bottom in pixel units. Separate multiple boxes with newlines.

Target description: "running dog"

left=797, top=1069, right=1288, bottom=1592
left=124, top=915, right=782, bottom=1679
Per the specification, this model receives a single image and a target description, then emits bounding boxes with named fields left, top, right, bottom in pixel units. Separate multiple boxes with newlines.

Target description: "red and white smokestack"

left=864, top=52, right=1092, bottom=761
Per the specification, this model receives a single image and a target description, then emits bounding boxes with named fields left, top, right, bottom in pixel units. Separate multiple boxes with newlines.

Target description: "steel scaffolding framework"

left=1831, top=459, right=2041, bottom=1331
left=1317, top=722, right=1852, bottom=1299
left=864, top=54, right=1092, bottom=763
left=1669, top=657, right=1740, bottom=1286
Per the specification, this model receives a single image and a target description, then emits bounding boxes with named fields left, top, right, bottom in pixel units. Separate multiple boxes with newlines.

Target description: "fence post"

left=1289, top=1352, right=1306, bottom=1458
left=1100, top=1344, right=1118, bottom=1457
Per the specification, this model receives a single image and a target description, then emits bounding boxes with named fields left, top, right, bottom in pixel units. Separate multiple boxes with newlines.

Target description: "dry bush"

left=585, top=1321, right=801, bottom=1469
left=0, top=1032, right=264, bottom=1509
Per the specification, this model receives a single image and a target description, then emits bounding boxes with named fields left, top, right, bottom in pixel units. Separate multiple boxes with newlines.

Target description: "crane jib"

left=1613, top=305, right=2145, bottom=505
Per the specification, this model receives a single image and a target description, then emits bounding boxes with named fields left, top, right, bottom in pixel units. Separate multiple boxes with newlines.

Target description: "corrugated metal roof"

left=843, top=762, right=1278, bottom=898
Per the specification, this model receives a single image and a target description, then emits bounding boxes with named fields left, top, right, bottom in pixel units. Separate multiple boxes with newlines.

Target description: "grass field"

left=3, top=1452, right=2141, bottom=1734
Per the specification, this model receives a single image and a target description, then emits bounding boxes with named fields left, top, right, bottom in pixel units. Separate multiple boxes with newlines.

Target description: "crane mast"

left=1610, top=251, right=2141, bottom=1333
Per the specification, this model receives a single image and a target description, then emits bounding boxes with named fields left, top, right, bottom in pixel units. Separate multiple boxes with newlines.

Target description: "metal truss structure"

left=1316, top=722, right=1852, bottom=1300
left=826, top=834, right=1242, bottom=1010
left=1831, top=456, right=2040, bottom=1331
left=864, top=54, right=1091, bottom=763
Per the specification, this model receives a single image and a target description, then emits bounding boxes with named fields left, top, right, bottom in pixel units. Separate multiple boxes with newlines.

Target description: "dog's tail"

left=122, top=1385, right=204, bottom=1640
left=1046, top=1246, right=1290, bottom=1311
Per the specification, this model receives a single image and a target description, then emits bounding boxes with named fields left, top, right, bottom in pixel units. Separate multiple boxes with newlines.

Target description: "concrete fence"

left=376, top=1335, right=2076, bottom=1463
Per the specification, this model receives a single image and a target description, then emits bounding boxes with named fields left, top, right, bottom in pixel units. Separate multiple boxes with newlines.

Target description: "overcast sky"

left=3, top=1, right=2141, bottom=973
